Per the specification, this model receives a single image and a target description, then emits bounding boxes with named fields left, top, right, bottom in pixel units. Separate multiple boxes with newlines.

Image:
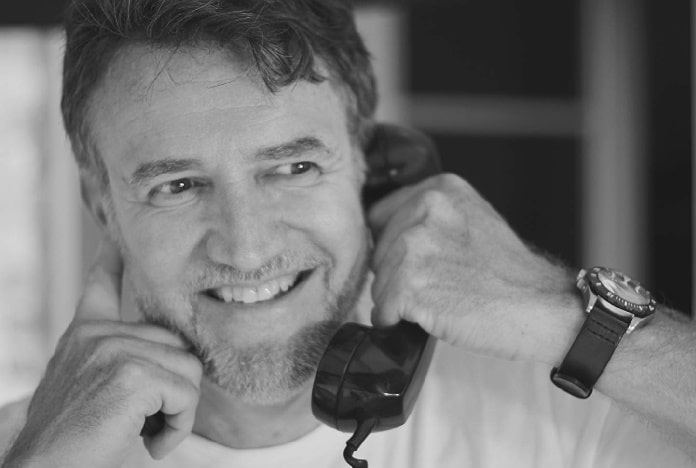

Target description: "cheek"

left=288, top=182, right=367, bottom=277
left=116, top=208, right=203, bottom=291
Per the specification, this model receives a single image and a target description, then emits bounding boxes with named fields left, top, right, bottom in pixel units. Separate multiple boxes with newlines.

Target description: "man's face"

left=88, top=45, right=370, bottom=404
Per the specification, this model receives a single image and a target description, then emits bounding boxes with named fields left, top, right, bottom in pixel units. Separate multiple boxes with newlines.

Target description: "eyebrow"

left=254, top=136, right=329, bottom=161
left=127, top=136, right=330, bottom=187
left=128, top=158, right=201, bottom=186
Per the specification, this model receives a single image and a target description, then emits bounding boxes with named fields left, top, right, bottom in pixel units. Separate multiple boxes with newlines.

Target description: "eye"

left=161, top=179, right=193, bottom=194
left=148, top=178, right=205, bottom=207
left=274, top=161, right=320, bottom=176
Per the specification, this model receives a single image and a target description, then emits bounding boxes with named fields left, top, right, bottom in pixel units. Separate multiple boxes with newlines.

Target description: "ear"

left=80, top=170, right=110, bottom=233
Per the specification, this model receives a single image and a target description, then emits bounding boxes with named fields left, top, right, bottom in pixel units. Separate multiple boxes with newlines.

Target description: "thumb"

left=75, top=240, right=124, bottom=321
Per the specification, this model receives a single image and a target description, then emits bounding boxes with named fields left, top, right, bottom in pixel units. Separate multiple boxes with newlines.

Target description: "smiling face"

left=87, top=44, right=371, bottom=404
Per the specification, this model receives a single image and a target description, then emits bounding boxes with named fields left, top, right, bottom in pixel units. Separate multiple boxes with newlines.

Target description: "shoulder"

left=0, top=397, right=30, bottom=457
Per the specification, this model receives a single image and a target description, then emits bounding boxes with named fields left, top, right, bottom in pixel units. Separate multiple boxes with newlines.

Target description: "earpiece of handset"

left=362, top=124, right=442, bottom=207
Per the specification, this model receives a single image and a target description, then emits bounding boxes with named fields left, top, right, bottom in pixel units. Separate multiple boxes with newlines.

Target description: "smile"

left=205, top=270, right=312, bottom=305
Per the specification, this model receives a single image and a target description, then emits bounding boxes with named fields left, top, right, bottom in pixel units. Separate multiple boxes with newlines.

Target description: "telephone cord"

left=343, top=418, right=377, bottom=468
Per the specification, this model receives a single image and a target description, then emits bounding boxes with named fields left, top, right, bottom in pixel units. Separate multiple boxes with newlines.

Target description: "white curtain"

left=0, top=29, right=81, bottom=404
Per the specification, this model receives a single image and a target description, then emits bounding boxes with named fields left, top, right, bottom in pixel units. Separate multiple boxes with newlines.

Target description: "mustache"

left=188, top=252, right=327, bottom=288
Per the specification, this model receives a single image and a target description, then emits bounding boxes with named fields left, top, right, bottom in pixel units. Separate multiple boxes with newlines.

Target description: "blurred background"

left=0, top=0, right=692, bottom=404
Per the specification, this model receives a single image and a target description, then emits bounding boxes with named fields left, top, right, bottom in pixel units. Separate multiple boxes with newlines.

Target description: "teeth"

left=212, top=273, right=300, bottom=304
left=279, top=276, right=293, bottom=292
left=257, top=284, right=274, bottom=301
left=242, top=288, right=257, bottom=303
left=219, top=287, right=234, bottom=303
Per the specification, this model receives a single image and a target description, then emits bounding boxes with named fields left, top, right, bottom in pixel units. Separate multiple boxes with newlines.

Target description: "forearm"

left=526, top=272, right=696, bottom=460
left=596, top=308, right=696, bottom=459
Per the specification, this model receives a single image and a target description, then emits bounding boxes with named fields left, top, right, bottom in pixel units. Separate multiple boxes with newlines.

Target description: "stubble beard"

left=132, top=243, right=370, bottom=406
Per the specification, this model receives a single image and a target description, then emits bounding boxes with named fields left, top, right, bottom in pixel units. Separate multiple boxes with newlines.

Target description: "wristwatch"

left=550, top=267, right=657, bottom=398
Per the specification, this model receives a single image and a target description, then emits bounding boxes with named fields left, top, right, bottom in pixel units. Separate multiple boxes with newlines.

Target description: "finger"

left=370, top=250, right=408, bottom=327
left=75, top=240, right=124, bottom=321
left=371, top=240, right=407, bottom=311
left=371, top=205, right=426, bottom=273
left=93, top=334, right=202, bottom=387
left=113, top=322, right=190, bottom=350
left=136, top=367, right=200, bottom=460
left=71, top=319, right=190, bottom=350
left=121, top=338, right=203, bottom=386
left=367, top=180, right=429, bottom=237
left=146, top=406, right=198, bottom=460
left=371, top=274, right=405, bottom=327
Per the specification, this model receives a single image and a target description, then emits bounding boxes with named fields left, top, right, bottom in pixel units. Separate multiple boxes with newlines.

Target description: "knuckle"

left=114, top=358, right=147, bottom=383
left=181, top=353, right=204, bottom=381
left=400, top=224, right=428, bottom=251
left=440, top=173, right=474, bottom=200
left=420, top=189, right=447, bottom=212
left=78, top=271, right=104, bottom=300
left=439, top=172, right=464, bottom=188
left=93, top=335, right=126, bottom=360
left=388, top=291, right=410, bottom=319
left=435, top=173, right=467, bottom=193
left=168, top=372, right=201, bottom=404
left=185, top=379, right=202, bottom=400
left=68, top=319, right=101, bottom=344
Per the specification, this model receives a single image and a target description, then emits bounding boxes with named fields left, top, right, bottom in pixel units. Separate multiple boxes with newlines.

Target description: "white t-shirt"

left=0, top=344, right=692, bottom=468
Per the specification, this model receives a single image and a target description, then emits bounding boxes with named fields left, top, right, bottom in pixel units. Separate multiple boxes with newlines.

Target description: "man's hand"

left=3, top=242, right=203, bottom=467
left=369, top=173, right=581, bottom=363
left=369, top=173, right=696, bottom=461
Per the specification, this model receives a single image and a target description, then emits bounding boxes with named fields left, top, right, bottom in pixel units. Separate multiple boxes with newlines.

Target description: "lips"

left=205, top=270, right=311, bottom=305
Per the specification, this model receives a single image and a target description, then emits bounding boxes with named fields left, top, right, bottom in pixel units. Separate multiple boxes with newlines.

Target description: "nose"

left=203, top=184, right=284, bottom=272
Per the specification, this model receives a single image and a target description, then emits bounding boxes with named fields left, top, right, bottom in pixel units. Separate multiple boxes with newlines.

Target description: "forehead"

left=87, top=43, right=351, bottom=170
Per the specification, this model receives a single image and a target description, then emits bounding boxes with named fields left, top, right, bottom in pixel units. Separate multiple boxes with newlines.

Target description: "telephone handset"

left=311, top=124, right=440, bottom=468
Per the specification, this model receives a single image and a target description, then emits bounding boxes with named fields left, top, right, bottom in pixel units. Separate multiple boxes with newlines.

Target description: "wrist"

left=549, top=267, right=657, bottom=398
left=3, top=427, right=79, bottom=468
left=517, top=266, right=586, bottom=367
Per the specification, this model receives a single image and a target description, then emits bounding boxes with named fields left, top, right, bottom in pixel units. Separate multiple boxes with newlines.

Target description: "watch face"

left=589, top=267, right=656, bottom=317
left=598, top=269, right=651, bottom=305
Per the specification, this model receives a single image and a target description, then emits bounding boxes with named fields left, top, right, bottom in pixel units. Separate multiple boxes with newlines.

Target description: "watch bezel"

left=586, top=267, right=656, bottom=318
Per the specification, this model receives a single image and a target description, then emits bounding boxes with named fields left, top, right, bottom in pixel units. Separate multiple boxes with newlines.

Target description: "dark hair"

left=61, top=0, right=377, bottom=184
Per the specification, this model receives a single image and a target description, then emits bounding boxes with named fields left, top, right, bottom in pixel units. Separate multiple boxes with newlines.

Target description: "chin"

left=135, top=287, right=356, bottom=406
left=134, top=240, right=371, bottom=406
left=201, top=318, right=342, bottom=405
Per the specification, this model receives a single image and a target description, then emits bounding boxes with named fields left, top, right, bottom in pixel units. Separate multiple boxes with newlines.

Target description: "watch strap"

left=550, top=306, right=630, bottom=398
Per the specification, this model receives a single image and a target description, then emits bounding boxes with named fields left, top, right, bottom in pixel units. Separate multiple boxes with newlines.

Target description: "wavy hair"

left=61, top=0, right=377, bottom=186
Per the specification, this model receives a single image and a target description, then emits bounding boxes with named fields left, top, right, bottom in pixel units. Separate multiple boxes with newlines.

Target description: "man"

left=1, top=0, right=695, bottom=466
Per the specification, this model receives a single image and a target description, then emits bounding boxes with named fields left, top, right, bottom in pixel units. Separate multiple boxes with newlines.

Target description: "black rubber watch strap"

left=550, top=306, right=630, bottom=398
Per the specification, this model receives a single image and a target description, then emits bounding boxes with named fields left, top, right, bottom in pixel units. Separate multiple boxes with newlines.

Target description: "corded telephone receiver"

left=311, top=124, right=440, bottom=468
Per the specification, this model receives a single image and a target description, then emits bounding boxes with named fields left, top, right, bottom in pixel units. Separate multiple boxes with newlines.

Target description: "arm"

left=368, top=173, right=696, bottom=460
left=594, top=307, right=696, bottom=459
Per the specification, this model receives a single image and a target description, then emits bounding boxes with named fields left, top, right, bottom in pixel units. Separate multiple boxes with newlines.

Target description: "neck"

left=192, top=377, right=320, bottom=448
